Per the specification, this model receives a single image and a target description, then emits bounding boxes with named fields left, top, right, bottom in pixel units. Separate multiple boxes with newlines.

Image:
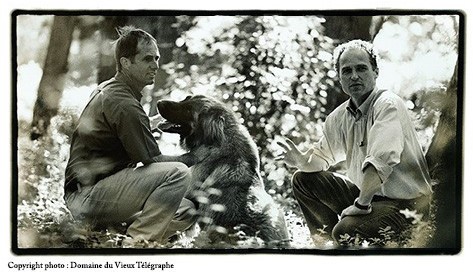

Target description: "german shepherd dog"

left=157, top=95, right=289, bottom=247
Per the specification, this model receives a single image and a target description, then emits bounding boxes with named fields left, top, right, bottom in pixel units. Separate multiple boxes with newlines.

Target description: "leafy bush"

left=163, top=16, right=348, bottom=207
left=17, top=109, right=76, bottom=248
left=336, top=209, right=435, bottom=248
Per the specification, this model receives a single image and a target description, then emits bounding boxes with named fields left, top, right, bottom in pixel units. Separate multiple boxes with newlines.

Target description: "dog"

left=157, top=95, right=289, bottom=247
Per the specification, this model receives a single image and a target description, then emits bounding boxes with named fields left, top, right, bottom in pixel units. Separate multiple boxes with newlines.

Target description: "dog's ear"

left=200, top=108, right=226, bottom=145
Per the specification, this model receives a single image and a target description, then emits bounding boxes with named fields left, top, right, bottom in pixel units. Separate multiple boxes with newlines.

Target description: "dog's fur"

left=157, top=95, right=289, bottom=247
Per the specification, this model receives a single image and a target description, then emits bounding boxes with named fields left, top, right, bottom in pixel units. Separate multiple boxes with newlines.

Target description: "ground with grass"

left=15, top=110, right=435, bottom=250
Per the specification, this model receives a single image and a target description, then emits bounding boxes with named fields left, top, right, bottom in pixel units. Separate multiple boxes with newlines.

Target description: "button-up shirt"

left=312, top=88, right=432, bottom=199
left=64, top=74, right=161, bottom=192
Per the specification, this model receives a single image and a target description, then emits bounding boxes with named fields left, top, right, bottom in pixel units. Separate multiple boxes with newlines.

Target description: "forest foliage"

left=15, top=14, right=459, bottom=249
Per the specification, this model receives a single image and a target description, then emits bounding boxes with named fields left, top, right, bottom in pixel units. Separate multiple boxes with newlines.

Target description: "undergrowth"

left=15, top=110, right=435, bottom=250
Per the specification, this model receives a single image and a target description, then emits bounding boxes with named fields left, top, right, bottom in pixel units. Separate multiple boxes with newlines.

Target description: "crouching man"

left=277, top=40, right=432, bottom=245
left=64, top=26, right=196, bottom=245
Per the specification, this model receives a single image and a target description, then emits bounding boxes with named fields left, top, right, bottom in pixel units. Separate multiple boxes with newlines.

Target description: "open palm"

left=276, top=138, right=314, bottom=169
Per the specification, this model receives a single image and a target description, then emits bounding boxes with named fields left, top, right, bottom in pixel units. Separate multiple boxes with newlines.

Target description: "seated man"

left=277, top=40, right=432, bottom=245
left=64, top=26, right=197, bottom=244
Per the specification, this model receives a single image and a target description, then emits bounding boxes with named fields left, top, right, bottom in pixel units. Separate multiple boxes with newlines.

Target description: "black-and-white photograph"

left=12, top=10, right=462, bottom=255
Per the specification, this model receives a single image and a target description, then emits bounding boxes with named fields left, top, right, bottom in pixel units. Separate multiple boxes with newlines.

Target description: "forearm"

left=152, top=146, right=213, bottom=167
left=340, top=164, right=382, bottom=218
left=357, top=164, right=382, bottom=205
left=153, top=153, right=198, bottom=167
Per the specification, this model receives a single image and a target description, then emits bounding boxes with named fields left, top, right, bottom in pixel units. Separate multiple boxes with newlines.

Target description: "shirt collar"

left=114, top=71, right=143, bottom=101
left=346, top=87, right=378, bottom=119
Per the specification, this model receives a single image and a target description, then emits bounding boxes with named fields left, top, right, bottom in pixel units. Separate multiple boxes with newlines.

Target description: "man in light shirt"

left=278, top=40, right=432, bottom=244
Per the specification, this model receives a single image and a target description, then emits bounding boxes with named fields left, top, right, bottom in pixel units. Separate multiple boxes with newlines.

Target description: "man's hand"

left=154, top=146, right=213, bottom=167
left=338, top=164, right=380, bottom=219
left=149, top=114, right=166, bottom=132
left=275, top=138, right=315, bottom=169
left=340, top=200, right=372, bottom=219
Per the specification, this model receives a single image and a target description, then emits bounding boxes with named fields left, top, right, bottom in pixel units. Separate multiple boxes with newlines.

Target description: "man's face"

left=126, top=40, right=160, bottom=87
left=338, top=48, right=378, bottom=106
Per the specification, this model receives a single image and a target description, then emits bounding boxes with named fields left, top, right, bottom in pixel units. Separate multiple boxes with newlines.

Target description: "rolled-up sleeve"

left=362, top=99, right=404, bottom=182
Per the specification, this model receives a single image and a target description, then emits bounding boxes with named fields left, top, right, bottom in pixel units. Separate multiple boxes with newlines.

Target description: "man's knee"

left=149, top=162, right=190, bottom=183
left=168, top=162, right=191, bottom=179
left=332, top=216, right=358, bottom=242
left=291, top=171, right=303, bottom=188
left=291, top=171, right=328, bottom=195
left=292, top=171, right=311, bottom=188
left=332, top=214, right=394, bottom=244
left=171, top=162, right=192, bottom=186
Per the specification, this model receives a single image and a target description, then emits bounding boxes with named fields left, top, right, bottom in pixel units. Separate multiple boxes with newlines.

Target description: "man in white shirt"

left=277, top=40, right=432, bottom=245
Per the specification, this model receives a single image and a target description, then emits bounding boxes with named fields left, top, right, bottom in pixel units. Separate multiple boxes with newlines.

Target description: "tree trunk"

left=323, top=16, right=374, bottom=43
left=425, top=62, right=459, bottom=249
left=30, top=16, right=76, bottom=140
left=96, top=16, right=129, bottom=84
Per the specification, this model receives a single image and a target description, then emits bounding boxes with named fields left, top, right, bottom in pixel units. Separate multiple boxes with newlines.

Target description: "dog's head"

left=157, top=95, right=234, bottom=148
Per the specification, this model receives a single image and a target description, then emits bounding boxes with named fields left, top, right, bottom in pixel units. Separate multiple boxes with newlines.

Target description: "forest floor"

left=15, top=113, right=435, bottom=250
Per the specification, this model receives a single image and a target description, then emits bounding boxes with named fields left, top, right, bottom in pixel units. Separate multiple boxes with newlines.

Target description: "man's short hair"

left=333, top=39, right=379, bottom=74
left=114, top=26, right=157, bottom=72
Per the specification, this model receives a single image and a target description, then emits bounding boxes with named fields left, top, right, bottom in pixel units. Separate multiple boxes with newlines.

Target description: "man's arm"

left=154, top=153, right=200, bottom=167
left=358, top=164, right=382, bottom=205
left=342, top=95, right=405, bottom=218
left=276, top=138, right=329, bottom=172
left=153, top=145, right=213, bottom=167
left=111, top=101, right=162, bottom=164
left=340, top=164, right=382, bottom=218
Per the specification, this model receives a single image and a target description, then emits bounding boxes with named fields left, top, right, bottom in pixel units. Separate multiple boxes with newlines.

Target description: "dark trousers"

left=292, top=171, right=431, bottom=244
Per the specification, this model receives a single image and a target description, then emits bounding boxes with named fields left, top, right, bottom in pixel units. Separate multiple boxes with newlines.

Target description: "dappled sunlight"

left=181, top=16, right=243, bottom=55
left=17, top=61, right=96, bottom=123
left=374, top=15, right=458, bottom=98
left=15, top=14, right=459, bottom=249
left=17, top=62, right=42, bottom=122
left=61, top=84, right=96, bottom=113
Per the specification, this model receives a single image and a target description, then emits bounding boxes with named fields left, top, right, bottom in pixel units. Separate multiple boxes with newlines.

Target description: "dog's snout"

left=157, top=100, right=170, bottom=107
left=157, top=100, right=173, bottom=112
